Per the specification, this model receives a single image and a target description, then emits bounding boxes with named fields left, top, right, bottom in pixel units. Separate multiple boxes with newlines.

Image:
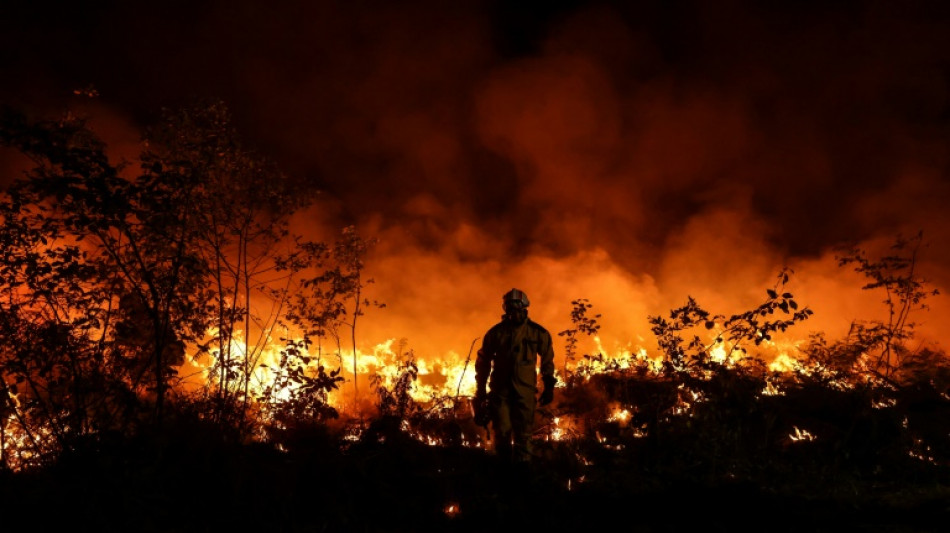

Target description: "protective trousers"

left=490, top=385, right=537, bottom=463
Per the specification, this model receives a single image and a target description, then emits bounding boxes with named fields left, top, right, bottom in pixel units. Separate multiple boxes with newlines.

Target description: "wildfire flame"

left=789, top=426, right=817, bottom=442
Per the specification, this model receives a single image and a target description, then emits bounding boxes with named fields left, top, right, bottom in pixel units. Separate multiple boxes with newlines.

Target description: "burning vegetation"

left=1, top=103, right=949, bottom=531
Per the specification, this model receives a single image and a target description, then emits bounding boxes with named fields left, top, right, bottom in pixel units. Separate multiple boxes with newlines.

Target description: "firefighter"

left=474, top=288, right=556, bottom=464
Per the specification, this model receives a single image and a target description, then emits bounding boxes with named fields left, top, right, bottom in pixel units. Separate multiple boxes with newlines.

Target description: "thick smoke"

left=2, top=0, right=949, bottom=363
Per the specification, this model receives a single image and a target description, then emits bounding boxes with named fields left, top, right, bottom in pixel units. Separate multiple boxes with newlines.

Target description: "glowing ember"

left=608, top=407, right=632, bottom=424
left=872, top=397, right=897, bottom=409
left=761, top=379, right=783, bottom=396
left=789, top=426, right=817, bottom=442
left=909, top=438, right=938, bottom=464
left=444, top=502, right=460, bottom=518
left=548, top=417, right=567, bottom=441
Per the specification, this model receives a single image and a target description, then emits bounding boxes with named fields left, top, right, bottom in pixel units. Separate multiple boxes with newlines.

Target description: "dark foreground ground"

left=1, top=425, right=948, bottom=533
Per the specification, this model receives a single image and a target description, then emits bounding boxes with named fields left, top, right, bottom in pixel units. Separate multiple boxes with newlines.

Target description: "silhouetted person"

left=475, top=288, right=556, bottom=465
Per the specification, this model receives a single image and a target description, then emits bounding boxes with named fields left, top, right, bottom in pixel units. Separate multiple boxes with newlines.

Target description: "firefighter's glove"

left=475, top=385, right=486, bottom=408
left=473, top=397, right=491, bottom=428
left=539, top=376, right=556, bottom=406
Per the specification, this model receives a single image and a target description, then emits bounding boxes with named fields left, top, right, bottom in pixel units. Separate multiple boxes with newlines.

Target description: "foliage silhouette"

left=834, top=231, right=940, bottom=383
left=258, top=338, right=343, bottom=436
left=282, top=225, right=384, bottom=416
left=1, top=105, right=215, bottom=459
left=0, top=102, right=351, bottom=462
left=557, top=298, right=601, bottom=380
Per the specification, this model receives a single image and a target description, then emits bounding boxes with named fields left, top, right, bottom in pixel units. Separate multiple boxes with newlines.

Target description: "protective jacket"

left=476, top=317, right=555, bottom=398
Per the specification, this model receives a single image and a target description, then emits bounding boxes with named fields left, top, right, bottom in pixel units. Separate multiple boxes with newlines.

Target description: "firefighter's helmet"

left=502, top=288, right=530, bottom=310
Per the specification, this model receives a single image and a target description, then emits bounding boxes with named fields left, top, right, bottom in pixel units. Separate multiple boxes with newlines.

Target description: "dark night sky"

left=3, top=0, right=950, bottom=356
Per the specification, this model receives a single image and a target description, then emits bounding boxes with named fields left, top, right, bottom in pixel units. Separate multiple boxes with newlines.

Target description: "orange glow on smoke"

left=5, top=2, right=950, bottom=478
left=173, top=227, right=949, bottom=418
